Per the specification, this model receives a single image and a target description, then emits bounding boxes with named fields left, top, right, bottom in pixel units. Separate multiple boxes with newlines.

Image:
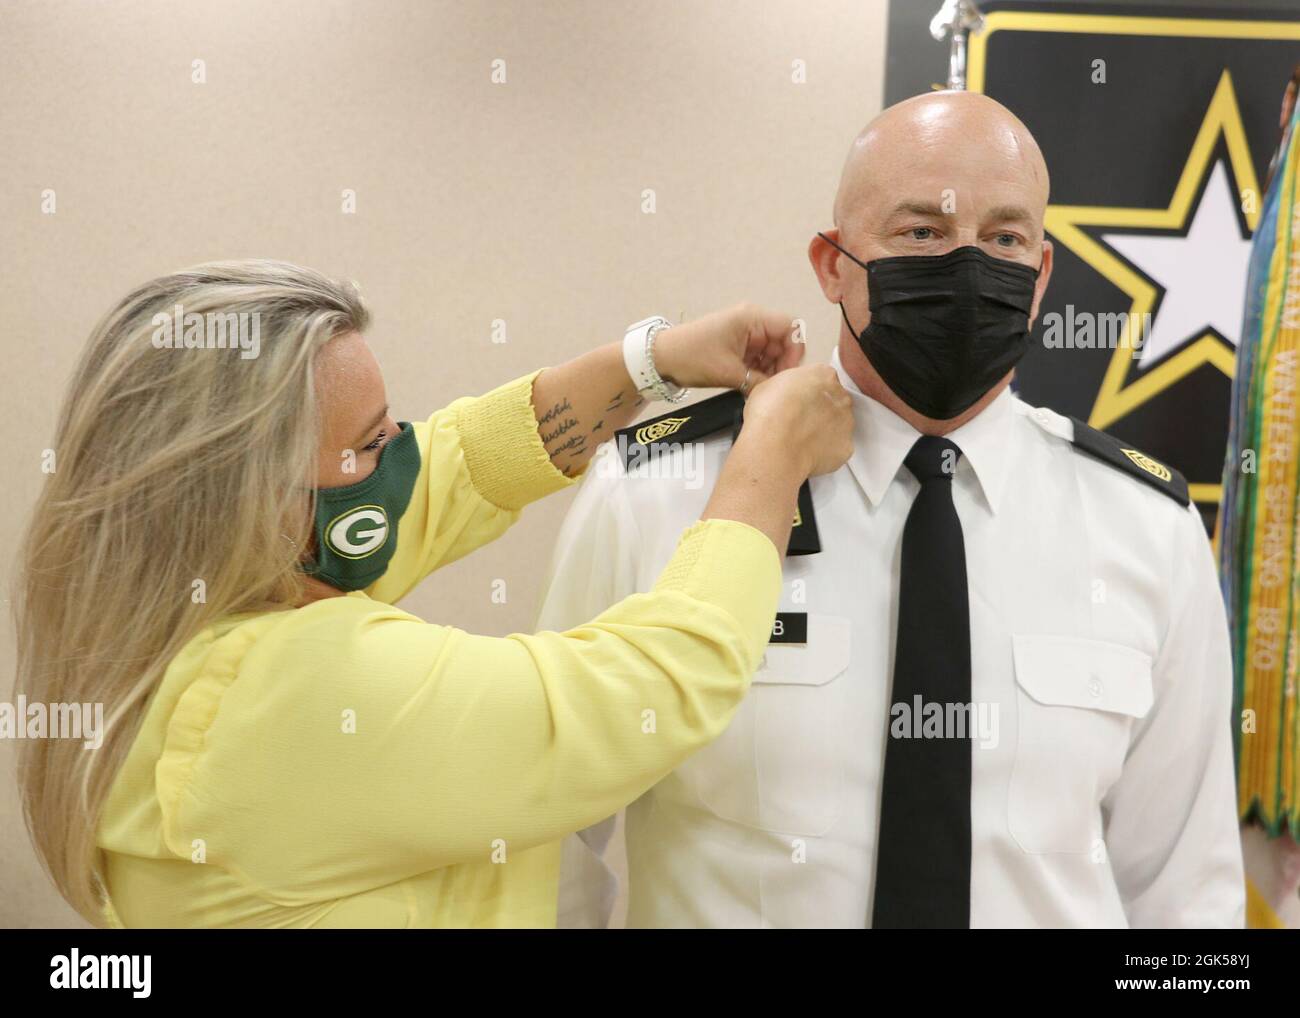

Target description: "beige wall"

left=0, top=0, right=887, bottom=927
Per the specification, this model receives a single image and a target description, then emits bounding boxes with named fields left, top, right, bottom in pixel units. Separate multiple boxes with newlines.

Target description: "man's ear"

left=1028, top=239, right=1054, bottom=327
left=809, top=230, right=848, bottom=304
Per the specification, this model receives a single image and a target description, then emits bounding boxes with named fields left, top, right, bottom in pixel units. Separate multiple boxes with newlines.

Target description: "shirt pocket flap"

left=1012, top=634, right=1154, bottom=719
left=754, top=614, right=851, bottom=686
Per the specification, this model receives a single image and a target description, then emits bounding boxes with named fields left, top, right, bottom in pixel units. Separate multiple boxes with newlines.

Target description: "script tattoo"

left=554, top=433, right=588, bottom=476
left=538, top=382, right=642, bottom=477
left=538, top=397, right=572, bottom=426
left=541, top=417, right=580, bottom=446
left=552, top=434, right=587, bottom=456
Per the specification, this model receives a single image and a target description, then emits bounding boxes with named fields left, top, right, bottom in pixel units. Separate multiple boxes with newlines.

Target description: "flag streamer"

left=1219, top=73, right=1300, bottom=836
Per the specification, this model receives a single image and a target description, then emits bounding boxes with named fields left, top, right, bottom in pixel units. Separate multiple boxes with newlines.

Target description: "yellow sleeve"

left=156, top=518, right=780, bottom=901
left=365, top=369, right=580, bottom=604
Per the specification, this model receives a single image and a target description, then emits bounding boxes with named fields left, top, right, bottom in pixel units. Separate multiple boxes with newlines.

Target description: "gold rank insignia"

left=1121, top=448, right=1172, bottom=482
left=634, top=416, right=690, bottom=446
left=613, top=390, right=822, bottom=556
left=1069, top=416, right=1189, bottom=507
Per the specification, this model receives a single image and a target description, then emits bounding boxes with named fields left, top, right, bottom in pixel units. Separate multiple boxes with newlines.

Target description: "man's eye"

left=909, top=227, right=935, bottom=241
left=362, top=431, right=387, bottom=452
left=994, top=233, right=1020, bottom=247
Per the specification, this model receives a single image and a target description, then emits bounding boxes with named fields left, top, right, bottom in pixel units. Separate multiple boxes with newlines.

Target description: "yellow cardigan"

left=97, top=370, right=781, bottom=927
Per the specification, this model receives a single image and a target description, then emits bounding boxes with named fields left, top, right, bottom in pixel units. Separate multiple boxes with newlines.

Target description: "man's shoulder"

left=1011, top=396, right=1192, bottom=514
left=567, top=394, right=734, bottom=542
left=611, top=390, right=744, bottom=473
left=580, top=393, right=735, bottom=489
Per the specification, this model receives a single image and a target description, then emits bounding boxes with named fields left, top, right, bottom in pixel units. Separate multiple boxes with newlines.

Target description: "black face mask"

left=818, top=234, right=1040, bottom=420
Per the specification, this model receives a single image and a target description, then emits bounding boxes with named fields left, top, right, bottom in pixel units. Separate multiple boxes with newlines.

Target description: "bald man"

left=537, top=92, right=1245, bottom=928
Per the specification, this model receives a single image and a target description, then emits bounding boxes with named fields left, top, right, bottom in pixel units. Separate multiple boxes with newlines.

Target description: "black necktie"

left=871, top=435, right=972, bottom=929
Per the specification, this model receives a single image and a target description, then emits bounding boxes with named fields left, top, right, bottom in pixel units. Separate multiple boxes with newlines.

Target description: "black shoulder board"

left=788, top=474, right=821, bottom=556
left=1069, top=418, right=1190, bottom=508
left=614, top=389, right=822, bottom=557
left=615, top=390, right=744, bottom=470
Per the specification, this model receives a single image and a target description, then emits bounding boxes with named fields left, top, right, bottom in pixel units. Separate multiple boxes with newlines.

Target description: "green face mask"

left=302, top=420, right=422, bottom=591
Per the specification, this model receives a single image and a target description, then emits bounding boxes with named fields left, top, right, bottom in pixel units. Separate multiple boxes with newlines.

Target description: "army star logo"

left=1043, top=69, right=1259, bottom=446
left=966, top=11, right=1300, bottom=510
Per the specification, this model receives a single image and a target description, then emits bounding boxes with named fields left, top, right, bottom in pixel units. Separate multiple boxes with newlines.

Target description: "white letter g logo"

left=325, top=506, right=389, bottom=558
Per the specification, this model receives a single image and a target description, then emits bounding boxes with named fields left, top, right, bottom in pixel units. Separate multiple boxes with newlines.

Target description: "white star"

left=1101, top=161, right=1253, bottom=368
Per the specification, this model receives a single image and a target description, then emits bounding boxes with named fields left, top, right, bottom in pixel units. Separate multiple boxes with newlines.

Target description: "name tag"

left=770, top=612, right=808, bottom=644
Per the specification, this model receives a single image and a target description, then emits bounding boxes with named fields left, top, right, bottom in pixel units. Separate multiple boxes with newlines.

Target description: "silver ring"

left=739, top=367, right=752, bottom=396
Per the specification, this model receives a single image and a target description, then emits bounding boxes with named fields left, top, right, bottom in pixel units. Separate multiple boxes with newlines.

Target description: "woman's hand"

left=742, top=363, right=855, bottom=478
left=701, top=363, right=853, bottom=553
left=652, top=304, right=806, bottom=391
left=530, top=304, right=810, bottom=478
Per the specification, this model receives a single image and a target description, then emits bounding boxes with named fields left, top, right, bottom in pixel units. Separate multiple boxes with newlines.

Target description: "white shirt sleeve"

left=1101, top=500, right=1246, bottom=927
left=534, top=444, right=644, bottom=928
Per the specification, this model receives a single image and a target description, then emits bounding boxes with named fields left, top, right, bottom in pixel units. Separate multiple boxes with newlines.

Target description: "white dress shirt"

left=535, top=349, right=1245, bottom=928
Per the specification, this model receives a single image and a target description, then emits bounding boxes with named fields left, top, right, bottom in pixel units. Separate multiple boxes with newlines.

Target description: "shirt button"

left=1088, top=676, right=1103, bottom=698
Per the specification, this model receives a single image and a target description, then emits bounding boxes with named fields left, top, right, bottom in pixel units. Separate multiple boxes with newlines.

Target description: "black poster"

left=958, top=2, right=1300, bottom=529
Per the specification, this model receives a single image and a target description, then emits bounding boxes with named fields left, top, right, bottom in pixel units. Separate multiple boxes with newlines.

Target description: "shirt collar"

left=829, top=346, right=1016, bottom=514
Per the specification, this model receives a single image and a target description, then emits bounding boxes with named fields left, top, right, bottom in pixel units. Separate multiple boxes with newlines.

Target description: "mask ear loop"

left=837, top=302, right=863, bottom=340
left=816, top=231, right=871, bottom=271
left=818, top=232, right=870, bottom=338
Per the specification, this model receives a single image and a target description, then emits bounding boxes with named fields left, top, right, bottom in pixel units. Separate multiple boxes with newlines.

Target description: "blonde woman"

left=14, top=260, right=853, bottom=928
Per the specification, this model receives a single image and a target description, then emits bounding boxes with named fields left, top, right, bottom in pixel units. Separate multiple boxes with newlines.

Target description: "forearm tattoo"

left=539, top=387, right=638, bottom=477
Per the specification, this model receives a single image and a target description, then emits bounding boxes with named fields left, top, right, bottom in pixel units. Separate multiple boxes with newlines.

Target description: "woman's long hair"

left=12, top=260, right=369, bottom=923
